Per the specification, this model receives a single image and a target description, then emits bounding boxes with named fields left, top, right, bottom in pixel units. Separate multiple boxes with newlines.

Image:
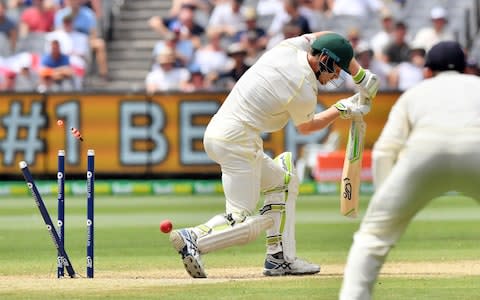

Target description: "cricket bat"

left=340, top=115, right=366, bottom=218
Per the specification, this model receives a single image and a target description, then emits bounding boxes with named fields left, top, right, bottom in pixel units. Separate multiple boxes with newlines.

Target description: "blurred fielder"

left=340, top=41, right=480, bottom=299
left=170, top=31, right=379, bottom=278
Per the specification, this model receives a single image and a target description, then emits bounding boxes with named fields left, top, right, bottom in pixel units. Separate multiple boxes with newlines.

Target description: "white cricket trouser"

left=203, top=120, right=286, bottom=218
left=340, top=134, right=480, bottom=300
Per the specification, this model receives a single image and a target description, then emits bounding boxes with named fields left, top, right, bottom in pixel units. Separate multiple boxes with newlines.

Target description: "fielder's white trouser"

left=196, top=121, right=298, bottom=259
left=340, top=142, right=480, bottom=300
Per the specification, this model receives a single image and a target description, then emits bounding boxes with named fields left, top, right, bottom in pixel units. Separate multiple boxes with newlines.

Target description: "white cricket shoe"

left=263, top=252, right=320, bottom=276
left=170, top=229, right=207, bottom=278
left=289, top=257, right=321, bottom=275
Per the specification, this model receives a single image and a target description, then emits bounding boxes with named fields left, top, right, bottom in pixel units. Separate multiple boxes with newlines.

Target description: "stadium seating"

left=94, top=0, right=480, bottom=90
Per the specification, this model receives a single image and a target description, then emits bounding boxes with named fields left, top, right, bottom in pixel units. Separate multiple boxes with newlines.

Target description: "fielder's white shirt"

left=208, top=35, right=318, bottom=137
left=372, top=71, right=480, bottom=186
left=340, top=71, right=480, bottom=300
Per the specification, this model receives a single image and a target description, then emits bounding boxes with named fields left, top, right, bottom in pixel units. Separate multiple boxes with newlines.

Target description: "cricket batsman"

left=169, top=31, right=379, bottom=278
left=340, top=41, right=480, bottom=299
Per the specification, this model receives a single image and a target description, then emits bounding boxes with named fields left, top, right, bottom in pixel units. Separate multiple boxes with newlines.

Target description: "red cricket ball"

left=159, top=219, right=173, bottom=234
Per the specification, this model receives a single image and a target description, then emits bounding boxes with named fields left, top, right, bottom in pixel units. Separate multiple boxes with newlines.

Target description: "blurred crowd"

left=0, top=0, right=478, bottom=93
left=0, top=0, right=110, bottom=92
left=145, top=0, right=480, bottom=93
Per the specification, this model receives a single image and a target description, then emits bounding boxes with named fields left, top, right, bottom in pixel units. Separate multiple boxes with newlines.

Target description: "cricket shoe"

left=263, top=251, right=320, bottom=276
left=170, top=229, right=207, bottom=278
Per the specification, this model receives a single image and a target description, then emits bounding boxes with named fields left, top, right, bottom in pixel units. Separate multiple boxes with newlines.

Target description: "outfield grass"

left=0, top=192, right=479, bottom=299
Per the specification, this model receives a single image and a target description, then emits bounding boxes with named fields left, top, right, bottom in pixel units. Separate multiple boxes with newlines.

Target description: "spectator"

left=388, top=46, right=425, bottom=91
left=192, top=27, right=229, bottom=77
left=346, top=27, right=362, bottom=52
left=256, top=0, right=282, bottom=16
left=47, top=13, right=90, bottom=88
left=213, top=42, right=250, bottom=89
left=82, top=0, right=110, bottom=39
left=268, top=0, right=311, bottom=38
left=233, top=6, right=268, bottom=48
left=55, top=0, right=109, bottom=81
left=38, top=39, right=74, bottom=91
left=0, top=70, right=16, bottom=90
left=411, top=6, right=455, bottom=51
left=152, top=27, right=195, bottom=69
left=370, top=8, right=394, bottom=60
left=145, top=47, right=191, bottom=93
left=169, top=0, right=212, bottom=18
left=6, top=0, right=25, bottom=23
left=149, top=2, right=204, bottom=49
left=184, top=64, right=214, bottom=92
left=311, top=0, right=334, bottom=17
left=266, top=19, right=302, bottom=49
left=383, top=21, right=410, bottom=65
left=298, top=0, right=324, bottom=31
left=208, top=0, right=247, bottom=38
left=14, top=54, right=40, bottom=91
left=54, top=0, right=94, bottom=35
left=19, top=0, right=56, bottom=37
left=331, top=0, right=384, bottom=18
left=0, top=53, right=19, bottom=90
left=241, top=29, right=266, bottom=65
left=345, top=41, right=392, bottom=91
left=0, top=0, right=18, bottom=54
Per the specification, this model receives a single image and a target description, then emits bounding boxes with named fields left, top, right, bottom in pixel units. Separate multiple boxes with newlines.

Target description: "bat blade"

left=340, top=116, right=366, bottom=218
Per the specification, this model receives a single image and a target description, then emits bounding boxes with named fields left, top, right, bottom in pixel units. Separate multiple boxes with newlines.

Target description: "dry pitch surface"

left=1, top=260, right=479, bottom=292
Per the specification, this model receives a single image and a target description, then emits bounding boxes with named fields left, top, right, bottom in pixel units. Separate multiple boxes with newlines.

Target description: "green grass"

left=0, top=192, right=479, bottom=299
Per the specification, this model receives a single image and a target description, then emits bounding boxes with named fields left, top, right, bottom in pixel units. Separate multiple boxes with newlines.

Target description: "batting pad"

left=197, top=215, right=274, bottom=254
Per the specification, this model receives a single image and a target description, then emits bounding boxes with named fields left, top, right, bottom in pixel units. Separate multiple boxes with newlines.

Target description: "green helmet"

left=311, top=33, right=354, bottom=74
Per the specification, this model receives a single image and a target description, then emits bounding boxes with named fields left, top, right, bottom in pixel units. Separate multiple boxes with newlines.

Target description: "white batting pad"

left=197, top=215, right=274, bottom=254
left=281, top=171, right=298, bottom=262
left=262, top=152, right=299, bottom=262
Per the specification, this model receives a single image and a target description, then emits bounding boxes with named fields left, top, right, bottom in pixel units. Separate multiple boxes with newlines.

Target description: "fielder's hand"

left=334, top=93, right=371, bottom=119
left=354, top=69, right=379, bottom=99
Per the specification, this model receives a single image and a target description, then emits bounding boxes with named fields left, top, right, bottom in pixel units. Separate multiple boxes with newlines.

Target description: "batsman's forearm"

left=348, top=58, right=362, bottom=79
left=297, top=106, right=340, bottom=134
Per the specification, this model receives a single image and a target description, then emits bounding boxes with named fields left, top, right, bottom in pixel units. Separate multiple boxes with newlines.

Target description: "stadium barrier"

left=0, top=91, right=400, bottom=178
left=0, top=179, right=373, bottom=196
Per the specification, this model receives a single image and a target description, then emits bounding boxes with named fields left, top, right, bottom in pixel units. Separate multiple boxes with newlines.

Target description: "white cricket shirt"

left=211, top=35, right=318, bottom=134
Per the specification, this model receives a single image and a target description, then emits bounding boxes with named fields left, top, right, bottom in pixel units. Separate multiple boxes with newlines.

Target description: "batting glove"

left=334, top=93, right=371, bottom=119
left=353, top=68, right=379, bottom=99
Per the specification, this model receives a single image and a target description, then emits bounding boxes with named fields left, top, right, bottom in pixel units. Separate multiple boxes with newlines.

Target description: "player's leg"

left=169, top=228, right=206, bottom=278
left=193, top=136, right=269, bottom=249
left=169, top=212, right=273, bottom=278
left=259, top=152, right=320, bottom=276
left=450, top=145, right=480, bottom=202
left=340, top=150, right=450, bottom=299
left=170, top=136, right=268, bottom=277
